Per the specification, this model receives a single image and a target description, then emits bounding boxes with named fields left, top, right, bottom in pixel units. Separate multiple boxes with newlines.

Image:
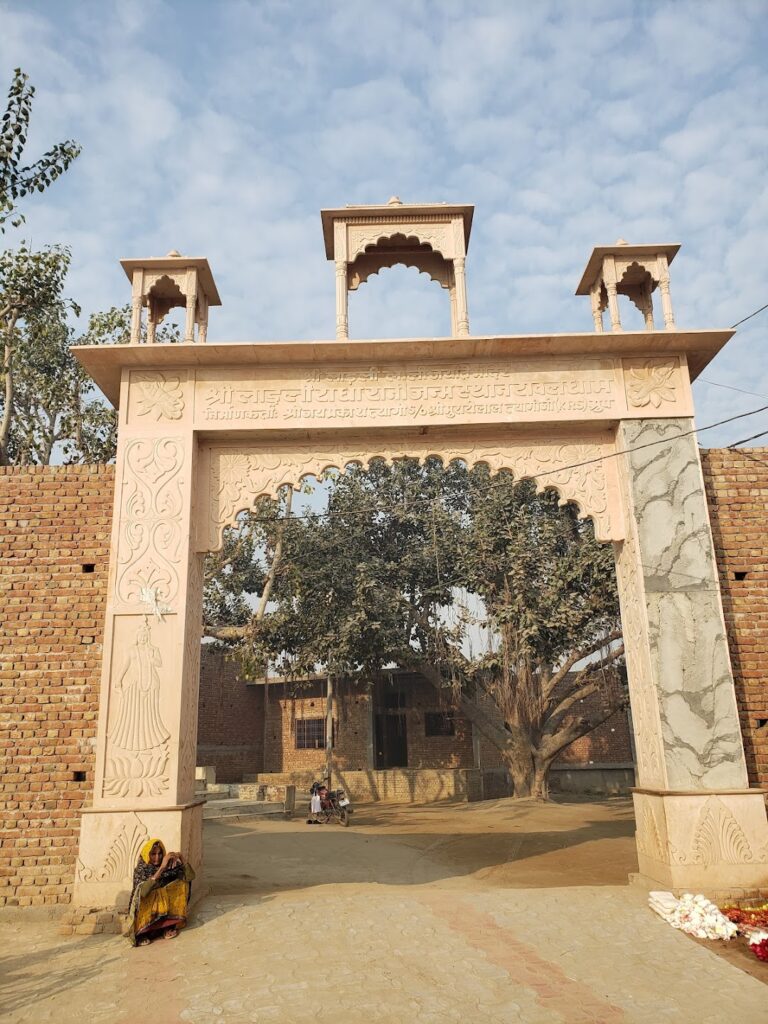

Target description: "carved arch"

left=348, top=251, right=453, bottom=291
left=146, top=274, right=186, bottom=324
left=348, top=233, right=454, bottom=291
left=347, top=224, right=452, bottom=263
left=197, top=436, right=623, bottom=553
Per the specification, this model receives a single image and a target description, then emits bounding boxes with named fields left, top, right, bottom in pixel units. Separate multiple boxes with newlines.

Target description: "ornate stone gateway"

left=73, top=201, right=768, bottom=907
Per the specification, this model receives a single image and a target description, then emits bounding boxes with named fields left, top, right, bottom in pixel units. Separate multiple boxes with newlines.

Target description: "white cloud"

left=0, top=0, right=766, bottom=445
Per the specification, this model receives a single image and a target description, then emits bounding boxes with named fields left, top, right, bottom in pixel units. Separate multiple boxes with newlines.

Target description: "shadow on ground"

left=204, top=796, right=638, bottom=899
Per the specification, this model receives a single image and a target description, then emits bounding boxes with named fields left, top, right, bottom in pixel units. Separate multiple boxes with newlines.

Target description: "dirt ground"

left=1, top=797, right=766, bottom=1024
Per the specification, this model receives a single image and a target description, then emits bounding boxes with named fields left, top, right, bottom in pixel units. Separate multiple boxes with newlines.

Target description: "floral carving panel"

left=623, top=358, right=679, bottom=409
left=130, top=370, right=185, bottom=422
left=201, top=437, right=622, bottom=552
left=669, top=797, right=768, bottom=866
left=115, top=437, right=185, bottom=610
left=76, top=812, right=149, bottom=884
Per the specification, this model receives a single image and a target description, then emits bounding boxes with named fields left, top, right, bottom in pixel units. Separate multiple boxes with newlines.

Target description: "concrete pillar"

left=616, top=419, right=768, bottom=891
left=74, top=372, right=204, bottom=909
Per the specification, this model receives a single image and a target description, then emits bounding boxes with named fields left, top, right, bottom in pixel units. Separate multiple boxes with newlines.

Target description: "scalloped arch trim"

left=349, top=253, right=452, bottom=290
left=198, top=437, right=623, bottom=552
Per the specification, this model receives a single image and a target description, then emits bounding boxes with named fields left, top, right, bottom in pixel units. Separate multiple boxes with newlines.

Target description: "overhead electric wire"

left=238, top=297, right=768, bottom=530
left=726, top=427, right=768, bottom=449
left=248, top=399, right=768, bottom=526
left=730, top=301, right=768, bottom=330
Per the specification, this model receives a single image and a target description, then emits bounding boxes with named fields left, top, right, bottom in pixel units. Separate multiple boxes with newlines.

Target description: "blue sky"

left=2, top=0, right=768, bottom=446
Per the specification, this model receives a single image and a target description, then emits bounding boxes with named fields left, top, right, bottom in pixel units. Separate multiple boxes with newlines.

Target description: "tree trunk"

left=502, top=745, right=537, bottom=798
left=256, top=487, right=292, bottom=620
left=0, top=328, right=16, bottom=466
left=405, top=657, right=543, bottom=799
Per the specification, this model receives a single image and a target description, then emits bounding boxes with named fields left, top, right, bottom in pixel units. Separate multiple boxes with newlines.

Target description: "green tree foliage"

left=0, top=68, right=81, bottom=233
left=2, top=295, right=179, bottom=466
left=225, top=459, right=624, bottom=798
left=0, top=243, right=76, bottom=464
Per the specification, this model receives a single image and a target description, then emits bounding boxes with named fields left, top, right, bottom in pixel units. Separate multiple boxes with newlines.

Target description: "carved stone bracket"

left=199, top=436, right=623, bottom=553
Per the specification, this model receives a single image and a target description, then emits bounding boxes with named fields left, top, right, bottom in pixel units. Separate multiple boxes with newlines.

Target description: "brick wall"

left=263, top=680, right=372, bottom=773
left=701, top=448, right=768, bottom=788
left=198, top=645, right=264, bottom=783
left=378, top=673, right=475, bottom=769
left=0, top=466, right=114, bottom=907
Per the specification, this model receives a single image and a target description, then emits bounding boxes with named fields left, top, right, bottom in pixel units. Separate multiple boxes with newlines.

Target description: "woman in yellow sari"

left=127, top=839, right=195, bottom=946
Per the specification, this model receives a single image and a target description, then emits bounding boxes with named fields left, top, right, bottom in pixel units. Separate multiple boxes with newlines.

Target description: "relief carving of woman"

left=110, top=622, right=170, bottom=752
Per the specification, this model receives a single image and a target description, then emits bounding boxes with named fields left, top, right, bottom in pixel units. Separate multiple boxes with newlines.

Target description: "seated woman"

left=127, top=838, right=195, bottom=947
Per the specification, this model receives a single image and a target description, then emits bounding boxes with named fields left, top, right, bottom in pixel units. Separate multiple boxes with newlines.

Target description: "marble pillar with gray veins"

left=619, top=418, right=748, bottom=790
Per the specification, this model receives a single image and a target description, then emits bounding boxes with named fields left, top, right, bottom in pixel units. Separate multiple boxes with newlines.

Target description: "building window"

left=424, top=712, right=455, bottom=737
left=295, top=718, right=326, bottom=749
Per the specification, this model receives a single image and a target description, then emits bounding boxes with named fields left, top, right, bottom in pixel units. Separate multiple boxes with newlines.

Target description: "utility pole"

left=325, top=674, right=334, bottom=786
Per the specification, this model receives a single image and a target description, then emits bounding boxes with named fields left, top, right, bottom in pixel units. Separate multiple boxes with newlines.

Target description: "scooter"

left=307, top=778, right=353, bottom=826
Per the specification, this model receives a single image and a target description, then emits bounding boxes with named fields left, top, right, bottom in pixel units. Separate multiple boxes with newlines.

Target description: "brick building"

left=198, top=662, right=634, bottom=797
left=1, top=451, right=767, bottom=905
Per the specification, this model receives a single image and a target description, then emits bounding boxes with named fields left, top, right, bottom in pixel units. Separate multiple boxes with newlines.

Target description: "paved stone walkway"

left=1, top=799, right=765, bottom=1023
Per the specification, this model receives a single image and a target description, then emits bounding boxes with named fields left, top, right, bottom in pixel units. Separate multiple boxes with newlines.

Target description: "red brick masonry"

left=701, top=448, right=768, bottom=790
left=0, top=466, right=113, bottom=907
left=0, top=453, right=765, bottom=905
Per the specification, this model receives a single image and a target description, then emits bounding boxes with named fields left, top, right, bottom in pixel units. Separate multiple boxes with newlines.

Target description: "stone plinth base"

left=632, top=787, right=768, bottom=893
left=73, top=800, right=204, bottom=910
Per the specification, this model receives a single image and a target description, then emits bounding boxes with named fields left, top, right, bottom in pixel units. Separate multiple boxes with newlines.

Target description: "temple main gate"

left=72, top=200, right=768, bottom=908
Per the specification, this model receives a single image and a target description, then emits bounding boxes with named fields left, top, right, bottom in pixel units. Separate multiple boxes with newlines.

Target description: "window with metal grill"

left=424, top=712, right=455, bottom=737
left=295, top=718, right=326, bottom=749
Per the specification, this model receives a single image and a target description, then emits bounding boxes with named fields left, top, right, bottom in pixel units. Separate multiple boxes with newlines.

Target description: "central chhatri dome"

left=320, top=198, right=474, bottom=339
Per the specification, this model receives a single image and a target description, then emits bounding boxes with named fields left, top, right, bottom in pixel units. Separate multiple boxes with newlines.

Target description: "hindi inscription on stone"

left=195, top=357, right=626, bottom=428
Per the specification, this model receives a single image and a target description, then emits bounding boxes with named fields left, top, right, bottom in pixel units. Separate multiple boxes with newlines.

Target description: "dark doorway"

left=375, top=713, right=408, bottom=768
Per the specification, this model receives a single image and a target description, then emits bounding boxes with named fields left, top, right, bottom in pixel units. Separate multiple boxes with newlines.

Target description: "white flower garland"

left=649, top=891, right=738, bottom=941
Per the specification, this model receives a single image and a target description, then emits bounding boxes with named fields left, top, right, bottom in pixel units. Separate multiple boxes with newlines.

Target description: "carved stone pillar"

left=590, top=283, right=604, bottom=332
left=130, top=269, right=144, bottom=345
left=184, top=268, right=198, bottom=343
left=335, top=260, right=349, bottom=340
left=74, top=370, right=204, bottom=908
left=453, top=256, right=470, bottom=336
left=616, top=419, right=768, bottom=891
left=641, top=279, right=655, bottom=330
left=449, top=279, right=459, bottom=337
left=603, top=257, right=622, bottom=332
left=198, top=292, right=209, bottom=344
left=658, top=256, right=676, bottom=330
